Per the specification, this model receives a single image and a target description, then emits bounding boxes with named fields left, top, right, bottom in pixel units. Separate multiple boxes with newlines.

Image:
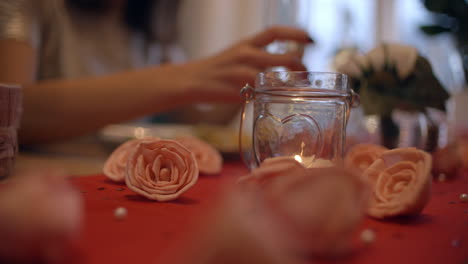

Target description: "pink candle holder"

left=0, top=84, right=22, bottom=179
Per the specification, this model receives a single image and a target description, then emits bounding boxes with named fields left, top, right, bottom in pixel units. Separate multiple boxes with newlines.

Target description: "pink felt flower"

left=176, top=136, right=223, bottom=175
left=158, top=185, right=304, bottom=264
left=0, top=170, right=82, bottom=263
left=457, top=139, right=468, bottom=169
left=103, top=138, right=152, bottom=182
left=239, top=157, right=368, bottom=256
left=431, top=144, right=461, bottom=177
left=125, top=139, right=199, bottom=201
left=363, top=147, right=432, bottom=219
left=344, top=143, right=388, bottom=175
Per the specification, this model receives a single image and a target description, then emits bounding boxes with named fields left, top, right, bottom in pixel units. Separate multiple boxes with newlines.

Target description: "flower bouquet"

left=333, top=43, right=450, bottom=150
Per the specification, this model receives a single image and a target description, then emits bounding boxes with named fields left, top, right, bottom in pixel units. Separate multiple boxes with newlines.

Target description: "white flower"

left=367, top=45, right=386, bottom=73
left=366, top=43, right=418, bottom=80
left=387, top=44, right=418, bottom=80
left=332, top=48, right=368, bottom=78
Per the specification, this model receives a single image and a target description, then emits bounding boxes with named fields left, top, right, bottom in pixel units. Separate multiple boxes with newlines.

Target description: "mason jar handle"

left=349, top=89, right=360, bottom=108
left=239, top=84, right=255, bottom=169
left=345, top=89, right=360, bottom=126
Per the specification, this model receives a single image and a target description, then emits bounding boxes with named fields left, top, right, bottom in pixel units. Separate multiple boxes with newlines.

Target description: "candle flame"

left=294, top=155, right=302, bottom=163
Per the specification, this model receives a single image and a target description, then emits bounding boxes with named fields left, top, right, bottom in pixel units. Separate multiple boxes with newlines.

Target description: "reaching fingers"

left=252, top=51, right=307, bottom=71
left=233, top=46, right=306, bottom=71
left=247, top=26, right=313, bottom=47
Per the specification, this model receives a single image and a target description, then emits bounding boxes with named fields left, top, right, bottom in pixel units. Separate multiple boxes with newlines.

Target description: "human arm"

left=0, top=26, right=312, bottom=144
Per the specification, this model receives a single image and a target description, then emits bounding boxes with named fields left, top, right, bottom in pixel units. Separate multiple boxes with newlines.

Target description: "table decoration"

left=104, top=136, right=223, bottom=183
left=431, top=138, right=468, bottom=177
left=460, top=193, right=468, bottom=202
left=333, top=44, right=450, bottom=151
left=0, top=127, right=17, bottom=179
left=175, top=136, right=223, bottom=175
left=103, top=138, right=149, bottom=182
left=159, top=179, right=300, bottom=264
left=103, top=135, right=223, bottom=201
left=431, top=144, right=462, bottom=177
left=345, top=144, right=434, bottom=218
left=0, top=170, right=82, bottom=263
left=0, top=84, right=22, bottom=179
left=113, top=207, right=128, bottom=220
left=0, top=84, right=22, bottom=128
left=239, top=71, right=359, bottom=169
left=344, top=143, right=388, bottom=174
left=362, top=147, right=432, bottom=219
left=125, top=139, right=199, bottom=202
left=360, top=229, right=376, bottom=244
left=68, top=160, right=468, bottom=264
left=238, top=157, right=369, bottom=257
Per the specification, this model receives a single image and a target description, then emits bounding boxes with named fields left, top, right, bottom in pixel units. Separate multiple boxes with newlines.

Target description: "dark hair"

left=66, top=0, right=180, bottom=42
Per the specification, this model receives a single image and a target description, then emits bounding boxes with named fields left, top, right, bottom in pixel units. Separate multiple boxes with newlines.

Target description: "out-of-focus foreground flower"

left=161, top=157, right=369, bottom=264
left=0, top=170, right=82, bottom=263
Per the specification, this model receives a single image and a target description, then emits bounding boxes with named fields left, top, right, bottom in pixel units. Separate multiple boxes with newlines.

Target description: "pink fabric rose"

left=159, top=186, right=302, bottom=264
left=157, top=183, right=309, bottom=264
left=431, top=144, right=461, bottom=177
left=0, top=170, right=82, bottom=263
left=239, top=157, right=369, bottom=256
left=457, top=139, right=468, bottom=169
left=103, top=138, right=156, bottom=182
left=344, top=143, right=388, bottom=174
left=176, top=136, right=223, bottom=175
left=363, top=147, right=432, bottom=219
left=125, top=139, right=199, bottom=201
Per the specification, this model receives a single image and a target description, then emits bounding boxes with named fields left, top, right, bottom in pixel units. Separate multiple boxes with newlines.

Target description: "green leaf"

left=423, top=0, right=450, bottom=13
left=359, top=84, right=397, bottom=116
left=420, top=25, right=451, bottom=35
left=398, top=56, right=450, bottom=112
left=357, top=55, right=450, bottom=115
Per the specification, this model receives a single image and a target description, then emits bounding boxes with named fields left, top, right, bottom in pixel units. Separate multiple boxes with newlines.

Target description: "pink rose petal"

left=0, top=170, right=82, bottom=263
left=125, top=139, right=199, bottom=202
left=431, top=144, right=461, bottom=177
left=364, top=147, right=432, bottom=219
left=103, top=138, right=158, bottom=182
left=457, top=139, right=468, bottom=169
left=158, top=186, right=303, bottom=264
left=176, top=136, right=223, bottom=175
left=103, top=139, right=140, bottom=182
left=239, top=157, right=369, bottom=256
left=344, top=144, right=388, bottom=175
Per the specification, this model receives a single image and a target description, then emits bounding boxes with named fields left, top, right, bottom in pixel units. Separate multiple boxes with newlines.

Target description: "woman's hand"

left=16, top=26, right=312, bottom=143
left=174, top=26, right=313, bottom=103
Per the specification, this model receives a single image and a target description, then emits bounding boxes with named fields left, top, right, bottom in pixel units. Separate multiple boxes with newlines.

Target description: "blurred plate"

left=99, top=123, right=242, bottom=158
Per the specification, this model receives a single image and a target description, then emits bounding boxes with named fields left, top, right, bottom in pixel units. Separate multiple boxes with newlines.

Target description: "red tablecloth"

left=71, top=162, right=468, bottom=264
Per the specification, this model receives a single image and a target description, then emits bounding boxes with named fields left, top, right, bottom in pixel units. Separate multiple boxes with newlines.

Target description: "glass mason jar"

left=239, top=72, right=359, bottom=169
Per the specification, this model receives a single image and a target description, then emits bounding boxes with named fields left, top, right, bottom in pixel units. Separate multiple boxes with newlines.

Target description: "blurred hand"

left=169, top=26, right=313, bottom=103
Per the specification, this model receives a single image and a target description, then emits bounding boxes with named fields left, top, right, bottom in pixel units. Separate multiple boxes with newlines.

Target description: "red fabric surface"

left=71, top=162, right=468, bottom=264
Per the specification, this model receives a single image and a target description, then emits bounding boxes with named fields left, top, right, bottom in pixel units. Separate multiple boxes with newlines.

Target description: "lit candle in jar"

left=293, top=155, right=334, bottom=168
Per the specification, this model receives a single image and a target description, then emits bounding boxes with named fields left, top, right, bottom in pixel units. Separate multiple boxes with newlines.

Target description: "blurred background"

left=17, top=0, right=468, bottom=173
left=178, top=0, right=465, bottom=94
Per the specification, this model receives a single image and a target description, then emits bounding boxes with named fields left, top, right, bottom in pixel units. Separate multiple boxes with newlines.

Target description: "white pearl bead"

left=460, top=193, right=468, bottom=203
left=114, top=207, right=128, bottom=220
left=360, top=229, right=376, bottom=244
left=437, top=173, right=447, bottom=182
